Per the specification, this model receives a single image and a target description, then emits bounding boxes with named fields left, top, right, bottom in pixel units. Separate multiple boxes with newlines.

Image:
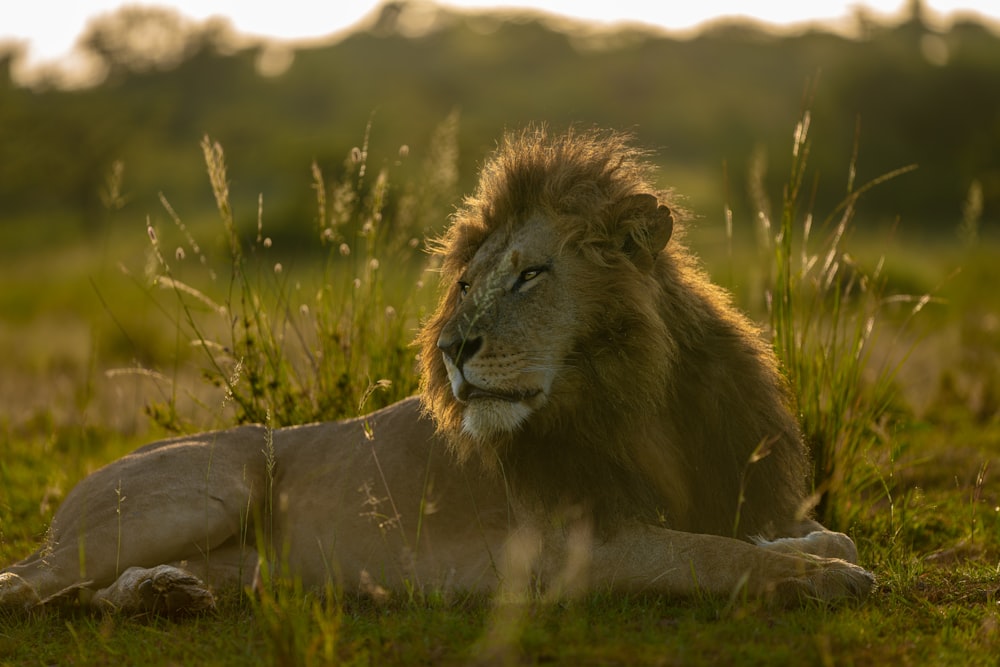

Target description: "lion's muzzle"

left=437, top=333, right=483, bottom=372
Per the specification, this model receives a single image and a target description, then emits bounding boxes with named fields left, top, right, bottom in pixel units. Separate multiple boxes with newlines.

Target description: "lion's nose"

left=437, top=335, right=483, bottom=371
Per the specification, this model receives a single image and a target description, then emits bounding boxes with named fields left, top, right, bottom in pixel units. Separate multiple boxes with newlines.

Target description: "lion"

left=0, top=127, right=873, bottom=614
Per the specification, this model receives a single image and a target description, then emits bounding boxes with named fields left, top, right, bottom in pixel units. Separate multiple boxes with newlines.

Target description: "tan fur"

left=1, top=128, right=872, bottom=614
left=420, top=127, right=809, bottom=538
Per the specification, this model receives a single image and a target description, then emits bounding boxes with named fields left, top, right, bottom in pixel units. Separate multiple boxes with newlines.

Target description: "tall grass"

left=140, top=117, right=459, bottom=431
left=754, top=108, right=925, bottom=530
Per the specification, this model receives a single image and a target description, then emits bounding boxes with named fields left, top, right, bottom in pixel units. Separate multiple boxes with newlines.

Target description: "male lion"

left=0, top=128, right=873, bottom=613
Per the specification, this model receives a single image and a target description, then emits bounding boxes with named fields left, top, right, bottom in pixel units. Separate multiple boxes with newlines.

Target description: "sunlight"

left=4, top=0, right=999, bottom=85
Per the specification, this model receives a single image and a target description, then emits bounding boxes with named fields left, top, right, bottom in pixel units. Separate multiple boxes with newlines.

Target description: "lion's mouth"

left=456, top=382, right=541, bottom=404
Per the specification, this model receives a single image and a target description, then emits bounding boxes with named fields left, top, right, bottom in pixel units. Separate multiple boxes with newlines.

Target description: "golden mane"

left=418, top=126, right=809, bottom=539
left=429, top=127, right=668, bottom=274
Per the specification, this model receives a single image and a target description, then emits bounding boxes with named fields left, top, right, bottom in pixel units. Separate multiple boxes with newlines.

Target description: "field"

left=1, top=127, right=999, bottom=666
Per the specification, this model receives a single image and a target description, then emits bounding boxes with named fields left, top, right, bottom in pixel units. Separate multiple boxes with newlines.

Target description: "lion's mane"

left=418, top=127, right=809, bottom=539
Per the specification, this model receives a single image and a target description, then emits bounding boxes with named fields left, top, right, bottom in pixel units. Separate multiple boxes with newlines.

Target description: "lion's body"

left=1, top=128, right=872, bottom=613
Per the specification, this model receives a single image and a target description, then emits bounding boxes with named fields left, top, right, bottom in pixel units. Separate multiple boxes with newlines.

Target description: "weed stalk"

left=761, top=106, right=922, bottom=529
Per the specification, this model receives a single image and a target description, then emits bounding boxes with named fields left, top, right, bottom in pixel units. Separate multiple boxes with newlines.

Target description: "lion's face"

left=435, top=215, right=588, bottom=440
left=437, top=215, right=608, bottom=440
left=418, top=128, right=676, bottom=457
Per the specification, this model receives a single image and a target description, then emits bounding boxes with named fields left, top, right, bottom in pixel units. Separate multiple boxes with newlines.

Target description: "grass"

left=755, top=109, right=923, bottom=531
left=2, top=114, right=999, bottom=665
left=136, top=127, right=439, bottom=433
left=1, top=564, right=999, bottom=665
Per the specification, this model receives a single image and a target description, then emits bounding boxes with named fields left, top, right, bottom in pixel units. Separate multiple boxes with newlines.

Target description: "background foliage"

left=1, top=0, right=998, bottom=253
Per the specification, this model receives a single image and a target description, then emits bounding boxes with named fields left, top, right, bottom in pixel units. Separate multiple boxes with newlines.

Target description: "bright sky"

left=2, top=0, right=998, bottom=81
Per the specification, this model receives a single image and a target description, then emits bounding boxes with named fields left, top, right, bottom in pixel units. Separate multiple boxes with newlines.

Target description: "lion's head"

left=418, top=127, right=809, bottom=538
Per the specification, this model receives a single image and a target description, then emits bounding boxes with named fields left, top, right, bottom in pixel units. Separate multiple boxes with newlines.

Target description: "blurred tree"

left=0, top=45, right=16, bottom=89
left=2, top=4, right=998, bottom=253
left=78, top=6, right=236, bottom=84
left=80, top=6, right=194, bottom=81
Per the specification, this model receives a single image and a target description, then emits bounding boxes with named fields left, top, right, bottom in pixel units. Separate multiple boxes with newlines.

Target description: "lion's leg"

left=572, top=524, right=873, bottom=603
left=86, top=538, right=260, bottom=613
left=1, top=541, right=256, bottom=614
left=0, top=433, right=265, bottom=612
left=1, top=518, right=252, bottom=613
left=164, top=538, right=259, bottom=591
left=0, top=552, right=80, bottom=610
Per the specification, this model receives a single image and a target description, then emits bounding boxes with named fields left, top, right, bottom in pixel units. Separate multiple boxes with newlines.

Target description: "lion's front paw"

left=758, top=530, right=859, bottom=563
left=771, top=558, right=875, bottom=605
left=92, top=565, right=216, bottom=615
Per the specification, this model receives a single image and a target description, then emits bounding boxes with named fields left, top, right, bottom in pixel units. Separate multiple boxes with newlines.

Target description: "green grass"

left=755, top=108, right=924, bottom=532
left=2, top=116, right=999, bottom=665
left=2, top=558, right=999, bottom=665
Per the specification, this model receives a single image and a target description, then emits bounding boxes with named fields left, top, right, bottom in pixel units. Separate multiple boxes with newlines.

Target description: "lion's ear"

left=619, top=193, right=673, bottom=271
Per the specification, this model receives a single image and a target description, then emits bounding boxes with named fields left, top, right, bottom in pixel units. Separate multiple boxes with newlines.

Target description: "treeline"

left=1, top=2, right=997, bottom=252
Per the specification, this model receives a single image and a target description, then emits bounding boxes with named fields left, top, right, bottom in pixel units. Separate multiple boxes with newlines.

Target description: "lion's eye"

left=514, top=266, right=547, bottom=292
left=457, top=281, right=470, bottom=298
